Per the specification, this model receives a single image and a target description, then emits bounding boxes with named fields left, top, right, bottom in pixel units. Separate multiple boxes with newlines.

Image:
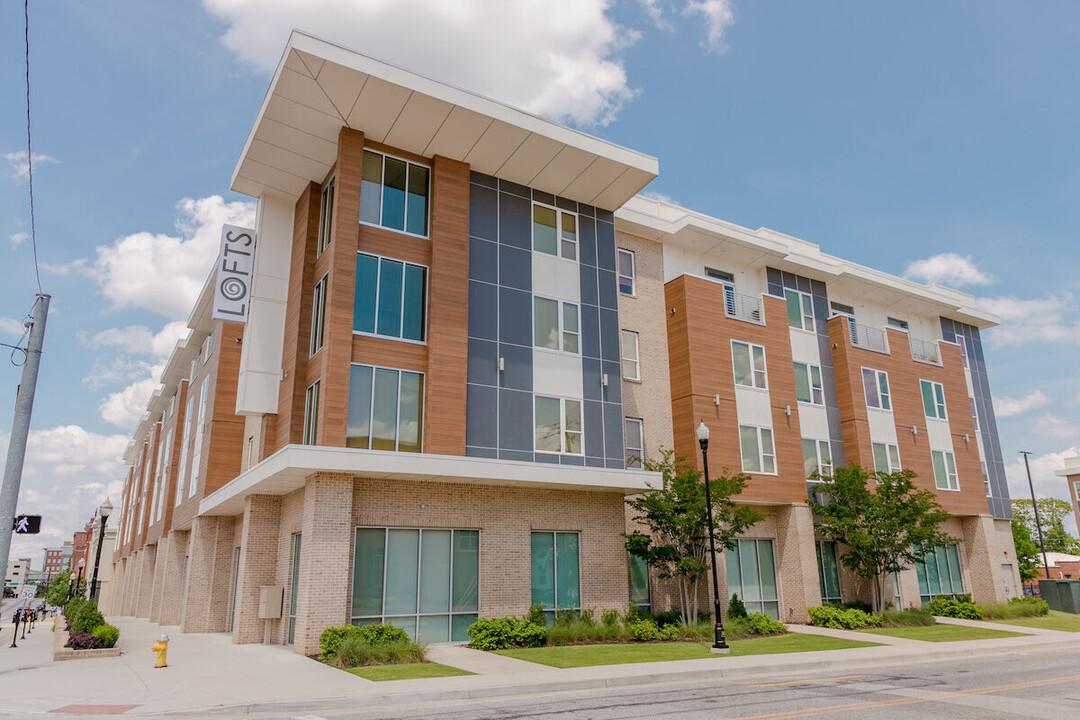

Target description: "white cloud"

left=639, top=189, right=678, bottom=205
left=10, top=231, right=28, bottom=247
left=904, top=252, right=994, bottom=287
left=976, top=293, right=1080, bottom=346
left=82, top=357, right=155, bottom=391
left=1005, top=447, right=1080, bottom=534
left=1030, top=414, right=1080, bottom=440
left=3, top=150, right=59, bottom=182
left=86, top=321, right=188, bottom=359
left=99, top=370, right=164, bottom=430
left=639, top=0, right=671, bottom=28
left=0, top=316, right=26, bottom=337
left=993, top=390, right=1050, bottom=418
left=86, top=196, right=255, bottom=319
left=685, top=0, right=736, bottom=53
left=201, top=0, right=640, bottom=127
left=0, top=426, right=128, bottom=567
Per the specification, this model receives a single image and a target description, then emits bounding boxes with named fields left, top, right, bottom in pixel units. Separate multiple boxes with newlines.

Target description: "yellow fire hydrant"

left=152, top=633, right=169, bottom=668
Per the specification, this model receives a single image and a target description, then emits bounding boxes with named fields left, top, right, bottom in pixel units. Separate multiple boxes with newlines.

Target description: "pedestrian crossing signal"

left=13, top=515, right=41, bottom=534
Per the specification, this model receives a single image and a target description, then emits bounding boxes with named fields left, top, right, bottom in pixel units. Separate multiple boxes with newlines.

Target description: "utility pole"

left=1020, top=450, right=1051, bottom=581
left=0, top=294, right=50, bottom=591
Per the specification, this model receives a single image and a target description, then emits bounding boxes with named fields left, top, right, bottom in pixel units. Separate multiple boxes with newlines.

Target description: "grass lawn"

left=858, top=624, right=1026, bottom=642
left=494, top=635, right=881, bottom=669
left=344, top=662, right=474, bottom=681
left=987, top=610, right=1080, bottom=632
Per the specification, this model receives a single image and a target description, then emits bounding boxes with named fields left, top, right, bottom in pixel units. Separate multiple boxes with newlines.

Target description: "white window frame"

left=803, top=438, right=833, bottom=481
left=534, top=395, right=583, bottom=455
left=175, top=386, right=194, bottom=506
left=784, top=288, right=815, bottom=331
left=621, top=330, right=640, bottom=380
left=862, top=367, right=892, bottom=411
left=617, top=249, right=635, bottom=295
left=353, top=252, right=430, bottom=344
left=970, top=397, right=979, bottom=431
left=188, top=377, right=209, bottom=499
left=532, top=202, right=578, bottom=261
left=794, top=361, right=824, bottom=405
left=317, top=175, right=335, bottom=255
left=732, top=340, right=767, bottom=390
left=156, top=430, right=171, bottom=522
left=533, top=296, right=579, bottom=355
left=310, top=274, right=328, bottom=357
left=920, top=379, right=947, bottom=420
left=872, top=442, right=902, bottom=476
left=303, top=380, right=320, bottom=446
left=932, top=450, right=960, bottom=491
left=624, top=418, right=644, bottom=469
left=359, top=150, right=430, bottom=238
left=202, top=335, right=214, bottom=362
left=739, top=425, right=776, bottom=475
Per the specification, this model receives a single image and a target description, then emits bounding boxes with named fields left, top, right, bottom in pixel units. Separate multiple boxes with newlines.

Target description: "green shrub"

left=547, top=613, right=622, bottom=645
left=928, top=597, right=984, bottom=620
left=745, top=613, right=787, bottom=635
left=808, top=605, right=884, bottom=629
left=625, top=616, right=659, bottom=641
left=467, top=617, right=545, bottom=651
left=979, top=597, right=1049, bottom=619
left=334, top=636, right=425, bottom=668
left=318, top=623, right=411, bottom=662
left=881, top=608, right=934, bottom=627
left=526, top=604, right=546, bottom=626
left=727, top=593, right=748, bottom=620
left=67, top=598, right=105, bottom=635
left=601, top=608, right=621, bottom=627
left=658, top=624, right=684, bottom=640
left=91, top=623, right=119, bottom=648
left=650, top=610, right=681, bottom=627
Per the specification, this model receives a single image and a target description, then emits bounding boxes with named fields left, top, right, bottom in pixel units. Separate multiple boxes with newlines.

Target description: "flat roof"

left=231, top=31, right=658, bottom=210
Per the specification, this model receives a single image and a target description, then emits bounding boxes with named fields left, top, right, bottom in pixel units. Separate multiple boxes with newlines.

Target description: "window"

left=872, top=442, right=901, bottom=475
left=802, top=439, right=833, bottom=480
left=793, top=362, right=823, bottom=405
left=983, top=462, right=990, bottom=496
left=886, top=317, right=908, bottom=330
left=175, top=391, right=192, bottom=505
left=920, top=380, right=947, bottom=420
left=359, top=150, right=429, bottom=236
left=705, top=267, right=735, bottom=284
left=732, top=341, right=767, bottom=389
left=302, top=381, right=320, bottom=445
left=532, top=204, right=577, bottom=260
left=310, top=274, right=327, bottom=356
left=317, top=176, right=335, bottom=254
left=862, top=368, right=891, bottom=410
left=617, top=249, right=635, bottom=295
left=202, top=335, right=214, bottom=361
left=970, top=398, right=979, bottom=431
left=954, top=331, right=969, bottom=369
left=354, top=253, right=428, bottom=342
left=739, top=425, right=776, bottom=474
left=188, top=378, right=209, bottom=498
left=287, top=533, right=301, bottom=644
left=784, top=289, right=814, bottom=331
left=624, top=418, right=643, bottom=469
left=629, top=553, right=650, bottom=611
left=156, top=432, right=171, bottom=523
left=931, top=450, right=959, bottom=490
left=915, top=543, right=964, bottom=605
left=621, top=330, right=639, bottom=380
left=726, top=539, right=779, bottom=619
left=817, top=541, right=841, bottom=603
left=351, top=527, right=479, bottom=643
left=830, top=301, right=854, bottom=317
left=1074, top=480, right=1080, bottom=502
left=346, top=364, right=424, bottom=453
left=706, top=269, right=740, bottom=317
left=189, top=358, right=198, bottom=383
left=532, top=531, right=580, bottom=617
left=533, top=297, right=579, bottom=354
left=534, top=396, right=582, bottom=454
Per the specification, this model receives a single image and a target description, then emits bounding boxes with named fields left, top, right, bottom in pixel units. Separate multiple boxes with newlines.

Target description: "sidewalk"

left=0, top=615, right=1074, bottom=718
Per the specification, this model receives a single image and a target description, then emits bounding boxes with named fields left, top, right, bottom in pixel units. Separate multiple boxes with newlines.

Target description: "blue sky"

left=1, top=0, right=1078, bottom=564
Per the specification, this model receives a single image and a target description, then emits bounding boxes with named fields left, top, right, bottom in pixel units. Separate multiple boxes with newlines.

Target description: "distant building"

left=1055, top=456, right=1080, bottom=541
left=43, top=542, right=72, bottom=576
left=5, top=558, right=32, bottom=588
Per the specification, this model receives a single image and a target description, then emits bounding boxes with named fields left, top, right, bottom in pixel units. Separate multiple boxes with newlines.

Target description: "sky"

left=1, top=0, right=1078, bottom=567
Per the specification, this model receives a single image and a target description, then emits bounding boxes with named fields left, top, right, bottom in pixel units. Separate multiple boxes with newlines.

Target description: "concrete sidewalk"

left=0, top=616, right=1075, bottom=718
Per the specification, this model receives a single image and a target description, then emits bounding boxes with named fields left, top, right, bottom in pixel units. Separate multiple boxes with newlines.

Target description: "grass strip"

left=858, top=624, right=1025, bottom=642
left=986, top=610, right=1080, bottom=633
left=344, top=662, right=474, bottom=681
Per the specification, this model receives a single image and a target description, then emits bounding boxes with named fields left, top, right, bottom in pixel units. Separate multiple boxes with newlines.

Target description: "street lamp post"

left=75, top=557, right=85, bottom=600
left=1020, top=451, right=1051, bottom=583
left=89, top=499, right=113, bottom=603
left=697, top=421, right=730, bottom=654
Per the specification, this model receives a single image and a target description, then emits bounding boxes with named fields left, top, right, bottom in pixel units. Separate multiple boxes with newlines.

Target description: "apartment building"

left=43, top=543, right=72, bottom=576
left=106, top=32, right=1018, bottom=653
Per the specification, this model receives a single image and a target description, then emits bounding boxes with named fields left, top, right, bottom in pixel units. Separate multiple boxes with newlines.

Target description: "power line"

left=24, top=0, right=43, bottom=294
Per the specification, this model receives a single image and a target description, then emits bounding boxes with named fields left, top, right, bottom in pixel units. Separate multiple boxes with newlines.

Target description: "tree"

left=624, top=449, right=763, bottom=625
left=810, top=465, right=953, bottom=612
left=1013, top=498, right=1080, bottom=554
left=1011, top=517, right=1041, bottom=582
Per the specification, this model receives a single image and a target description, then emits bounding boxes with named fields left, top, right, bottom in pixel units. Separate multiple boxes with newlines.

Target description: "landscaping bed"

left=53, top=596, right=122, bottom=661
left=54, top=622, right=122, bottom=661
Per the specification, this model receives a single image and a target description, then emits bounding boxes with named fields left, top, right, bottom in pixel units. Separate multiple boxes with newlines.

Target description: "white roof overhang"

left=231, top=31, right=658, bottom=210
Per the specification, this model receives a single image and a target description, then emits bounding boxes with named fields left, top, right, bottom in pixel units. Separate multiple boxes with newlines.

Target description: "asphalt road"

left=267, top=647, right=1080, bottom=720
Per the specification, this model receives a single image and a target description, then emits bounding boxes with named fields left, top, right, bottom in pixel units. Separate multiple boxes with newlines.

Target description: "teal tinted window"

left=534, top=396, right=561, bottom=452
left=371, top=368, right=400, bottom=451
left=452, top=530, right=479, bottom=612
left=533, top=205, right=558, bottom=255
left=419, top=530, right=451, bottom=614
left=359, top=151, right=430, bottom=236
left=382, top=157, right=407, bottom=231
left=530, top=532, right=555, bottom=608
left=397, top=372, right=423, bottom=454
left=360, top=151, right=382, bottom=225
left=384, top=529, right=419, bottom=615
left=406, top=165, right=428, bottom=235
left=346, top=365, right=373, bottom=449
left=817, top=541, right=841, bottom=602
left=376, top=258, right=403, bottom=337
left=287, top=533, right=301, bottom=644
left=555, top=532, right=580, bottom=609
left=355, top=253, right=427, bottom=341
left=352, top=528, right=385, bottom=616
left=629, top=554, right=650, bottom=608
left=347, top=364, right=424, bottom=452
left=353, top=253, right=379, bottom=334
left=402, top=264, right=427, bottom=341
left=726, top=539, right=780, bottom=619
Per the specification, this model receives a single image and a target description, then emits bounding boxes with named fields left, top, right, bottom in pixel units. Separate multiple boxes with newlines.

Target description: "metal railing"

left=723, top=287, right=765, bottom=325
left=850, top=321, right=889, bottom=354
left=909, top=336, right=942, bottom=365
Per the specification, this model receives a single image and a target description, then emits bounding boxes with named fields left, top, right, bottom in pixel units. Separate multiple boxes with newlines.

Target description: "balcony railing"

left=849, top=321, right=889, bottom=354
left=909, top=336, right=942, bottom=365
left=723, top=287, right=765, bottom=325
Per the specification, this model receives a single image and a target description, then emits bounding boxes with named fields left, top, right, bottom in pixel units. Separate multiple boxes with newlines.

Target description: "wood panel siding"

left=829, top=316, right=988, bottom=516
left=665, top=276, right=807, bottom=504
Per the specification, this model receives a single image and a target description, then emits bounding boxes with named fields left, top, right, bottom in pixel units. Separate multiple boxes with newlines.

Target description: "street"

left=260, top=648, right=1080, bottom=720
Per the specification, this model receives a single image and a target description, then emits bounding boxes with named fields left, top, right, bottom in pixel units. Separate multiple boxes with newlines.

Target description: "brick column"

left=103, top=558, right=124, bottom=615
left=232, top=494, right=282, bottom=644
left=292, top=474, right=354, bottom=656
left=774, top=504, right=820, bottom=624
left=960, top=515, right=1001, bottom=604
left=135, top=544, right=158, bottom=617
left=123, top=550, right=141, bottom=616
left=148, top=535, right=169, bottom=622
left=158, top=529, right=189, bottom=626
left=181, top=517, right=237, bottom=633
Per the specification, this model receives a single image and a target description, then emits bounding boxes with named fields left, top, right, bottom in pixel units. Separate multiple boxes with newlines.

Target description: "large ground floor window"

left=726, top=538, right=779, bottom=619
left=531, top=531, right=580, bottom=618
left=287, top=533, right=301, bottom=644
left=629, top=553, right=650, bottom=611
left=351, top=527, right=479, bottom=643
left=816, top=540, right=841, bottom=603
left=915, top=543, right=964, bottom=606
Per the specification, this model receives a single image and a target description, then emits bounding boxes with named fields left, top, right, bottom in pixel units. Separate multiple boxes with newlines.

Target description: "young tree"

left=624, top=449, right=763, bottom=624
left=1013, top=498, right=1080, bottom=554
left=810, top=465, right=953, bottom=612
left=1011, top=517, right=1042, bottom=582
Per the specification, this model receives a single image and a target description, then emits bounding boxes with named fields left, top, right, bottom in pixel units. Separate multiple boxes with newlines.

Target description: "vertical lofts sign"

left=212, top=224, right=257, bottom=323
